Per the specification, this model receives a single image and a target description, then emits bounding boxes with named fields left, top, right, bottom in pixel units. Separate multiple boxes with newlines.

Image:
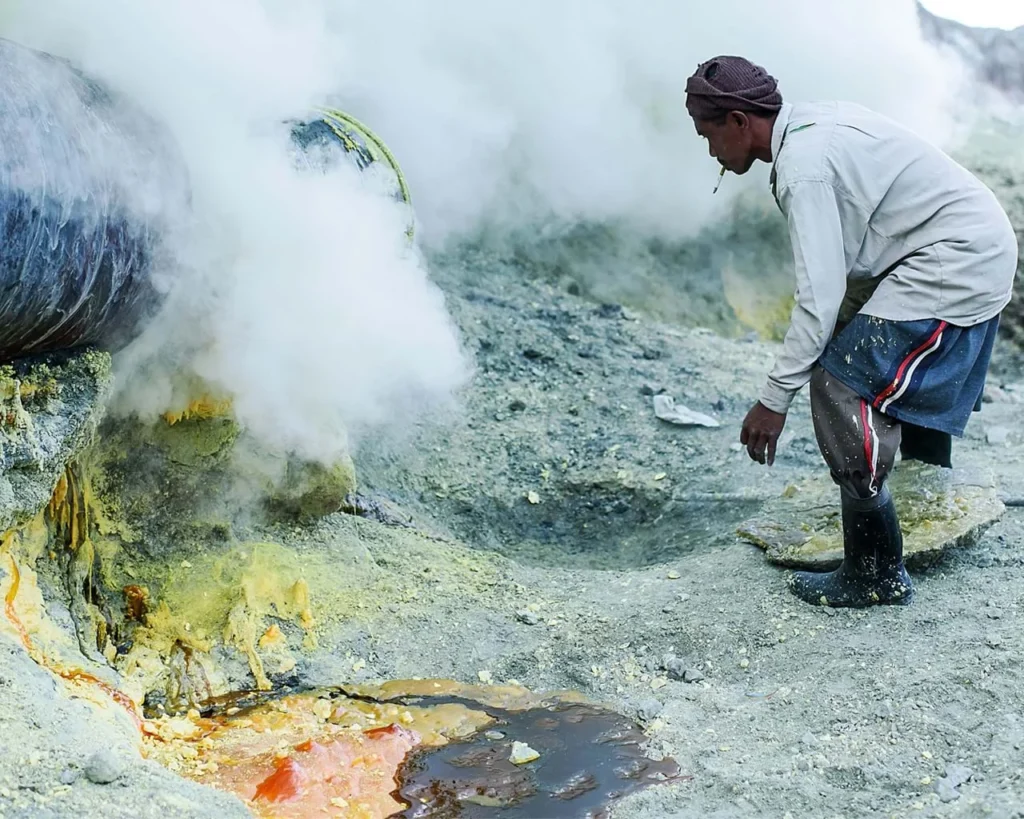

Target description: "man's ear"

left=728, top=111, right=750, bottom=130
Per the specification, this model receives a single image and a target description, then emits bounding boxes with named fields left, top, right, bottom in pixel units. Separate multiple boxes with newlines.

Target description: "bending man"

left=684, top=56, right=1017, bottom=607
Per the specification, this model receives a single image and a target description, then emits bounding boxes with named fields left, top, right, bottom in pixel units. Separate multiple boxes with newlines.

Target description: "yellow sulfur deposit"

left=1, top=519, right=65, bottom=652
left=120, top=542, right=318, bottom=696
left=722, top=260, right=794, bottom=341
left=162, top=395, right=235, bottom=426
left=1, top=493, right=146, bottom=733
left=2, top=440, right=327, bottom=718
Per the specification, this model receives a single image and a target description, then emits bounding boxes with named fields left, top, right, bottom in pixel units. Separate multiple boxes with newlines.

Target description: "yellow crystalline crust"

left=163, top=396, right=234, bottom=426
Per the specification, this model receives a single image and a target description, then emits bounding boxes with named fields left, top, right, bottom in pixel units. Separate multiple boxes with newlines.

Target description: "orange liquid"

left=254, top=757, right=306, bottom=803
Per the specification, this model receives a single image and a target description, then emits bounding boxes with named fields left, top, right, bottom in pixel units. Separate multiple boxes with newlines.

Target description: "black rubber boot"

left=899, top=422, right=952, bottom=468
left=790, top=486, right=914, bottom=608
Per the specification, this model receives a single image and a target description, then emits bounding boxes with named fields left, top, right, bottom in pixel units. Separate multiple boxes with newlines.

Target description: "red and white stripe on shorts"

left=872, top=321, right=948, bottom=415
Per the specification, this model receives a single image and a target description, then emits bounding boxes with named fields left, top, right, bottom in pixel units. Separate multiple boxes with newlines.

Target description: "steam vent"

left=3, top=6, right=1024, bottom=819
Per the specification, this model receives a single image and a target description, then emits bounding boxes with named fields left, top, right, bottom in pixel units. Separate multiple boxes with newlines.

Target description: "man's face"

left=694, top=112, right=756, bottom=175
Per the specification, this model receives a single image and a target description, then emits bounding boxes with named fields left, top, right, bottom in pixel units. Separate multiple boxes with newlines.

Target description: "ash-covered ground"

left=3, top=224, right=1024, bottom=818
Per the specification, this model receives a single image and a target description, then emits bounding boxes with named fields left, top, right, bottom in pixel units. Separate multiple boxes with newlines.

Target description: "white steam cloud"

left=0, top=0, right=976, bottom=461
left=0, top=0, right=469, bottom=463
left=326, top=0, right=971, bottom=243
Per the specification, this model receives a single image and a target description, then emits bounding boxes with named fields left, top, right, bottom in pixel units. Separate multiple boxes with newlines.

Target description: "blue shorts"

left=818, top=313, right=1000, bottom=437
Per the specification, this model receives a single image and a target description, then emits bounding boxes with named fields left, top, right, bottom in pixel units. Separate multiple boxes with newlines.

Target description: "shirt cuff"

left=759, top=380, right=797, bottom=415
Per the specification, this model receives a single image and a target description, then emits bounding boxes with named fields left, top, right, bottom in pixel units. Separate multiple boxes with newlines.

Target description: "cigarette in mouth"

left=713, top=166, right=726, bottom=194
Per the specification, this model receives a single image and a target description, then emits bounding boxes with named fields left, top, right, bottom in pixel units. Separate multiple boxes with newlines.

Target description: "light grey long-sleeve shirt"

left=760, top=101, right=1018, bottom=414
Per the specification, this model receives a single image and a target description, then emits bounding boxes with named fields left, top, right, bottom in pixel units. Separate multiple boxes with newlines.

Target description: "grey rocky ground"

left=352, top=262, right=1024, bottom=819
left=5, top=253, right=1024, bottom=818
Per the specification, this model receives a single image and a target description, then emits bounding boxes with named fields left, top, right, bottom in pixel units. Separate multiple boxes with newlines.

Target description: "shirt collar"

left=770, top=102, right=794, bottom=164
left=770, top=103, right=790, bottom=200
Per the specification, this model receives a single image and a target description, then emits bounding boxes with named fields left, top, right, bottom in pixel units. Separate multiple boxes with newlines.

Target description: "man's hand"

left=740, top=401, right=787, bottom=466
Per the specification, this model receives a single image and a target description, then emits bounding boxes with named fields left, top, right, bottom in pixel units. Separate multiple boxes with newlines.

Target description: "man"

left=685, top=56, right=1018, bottom=608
